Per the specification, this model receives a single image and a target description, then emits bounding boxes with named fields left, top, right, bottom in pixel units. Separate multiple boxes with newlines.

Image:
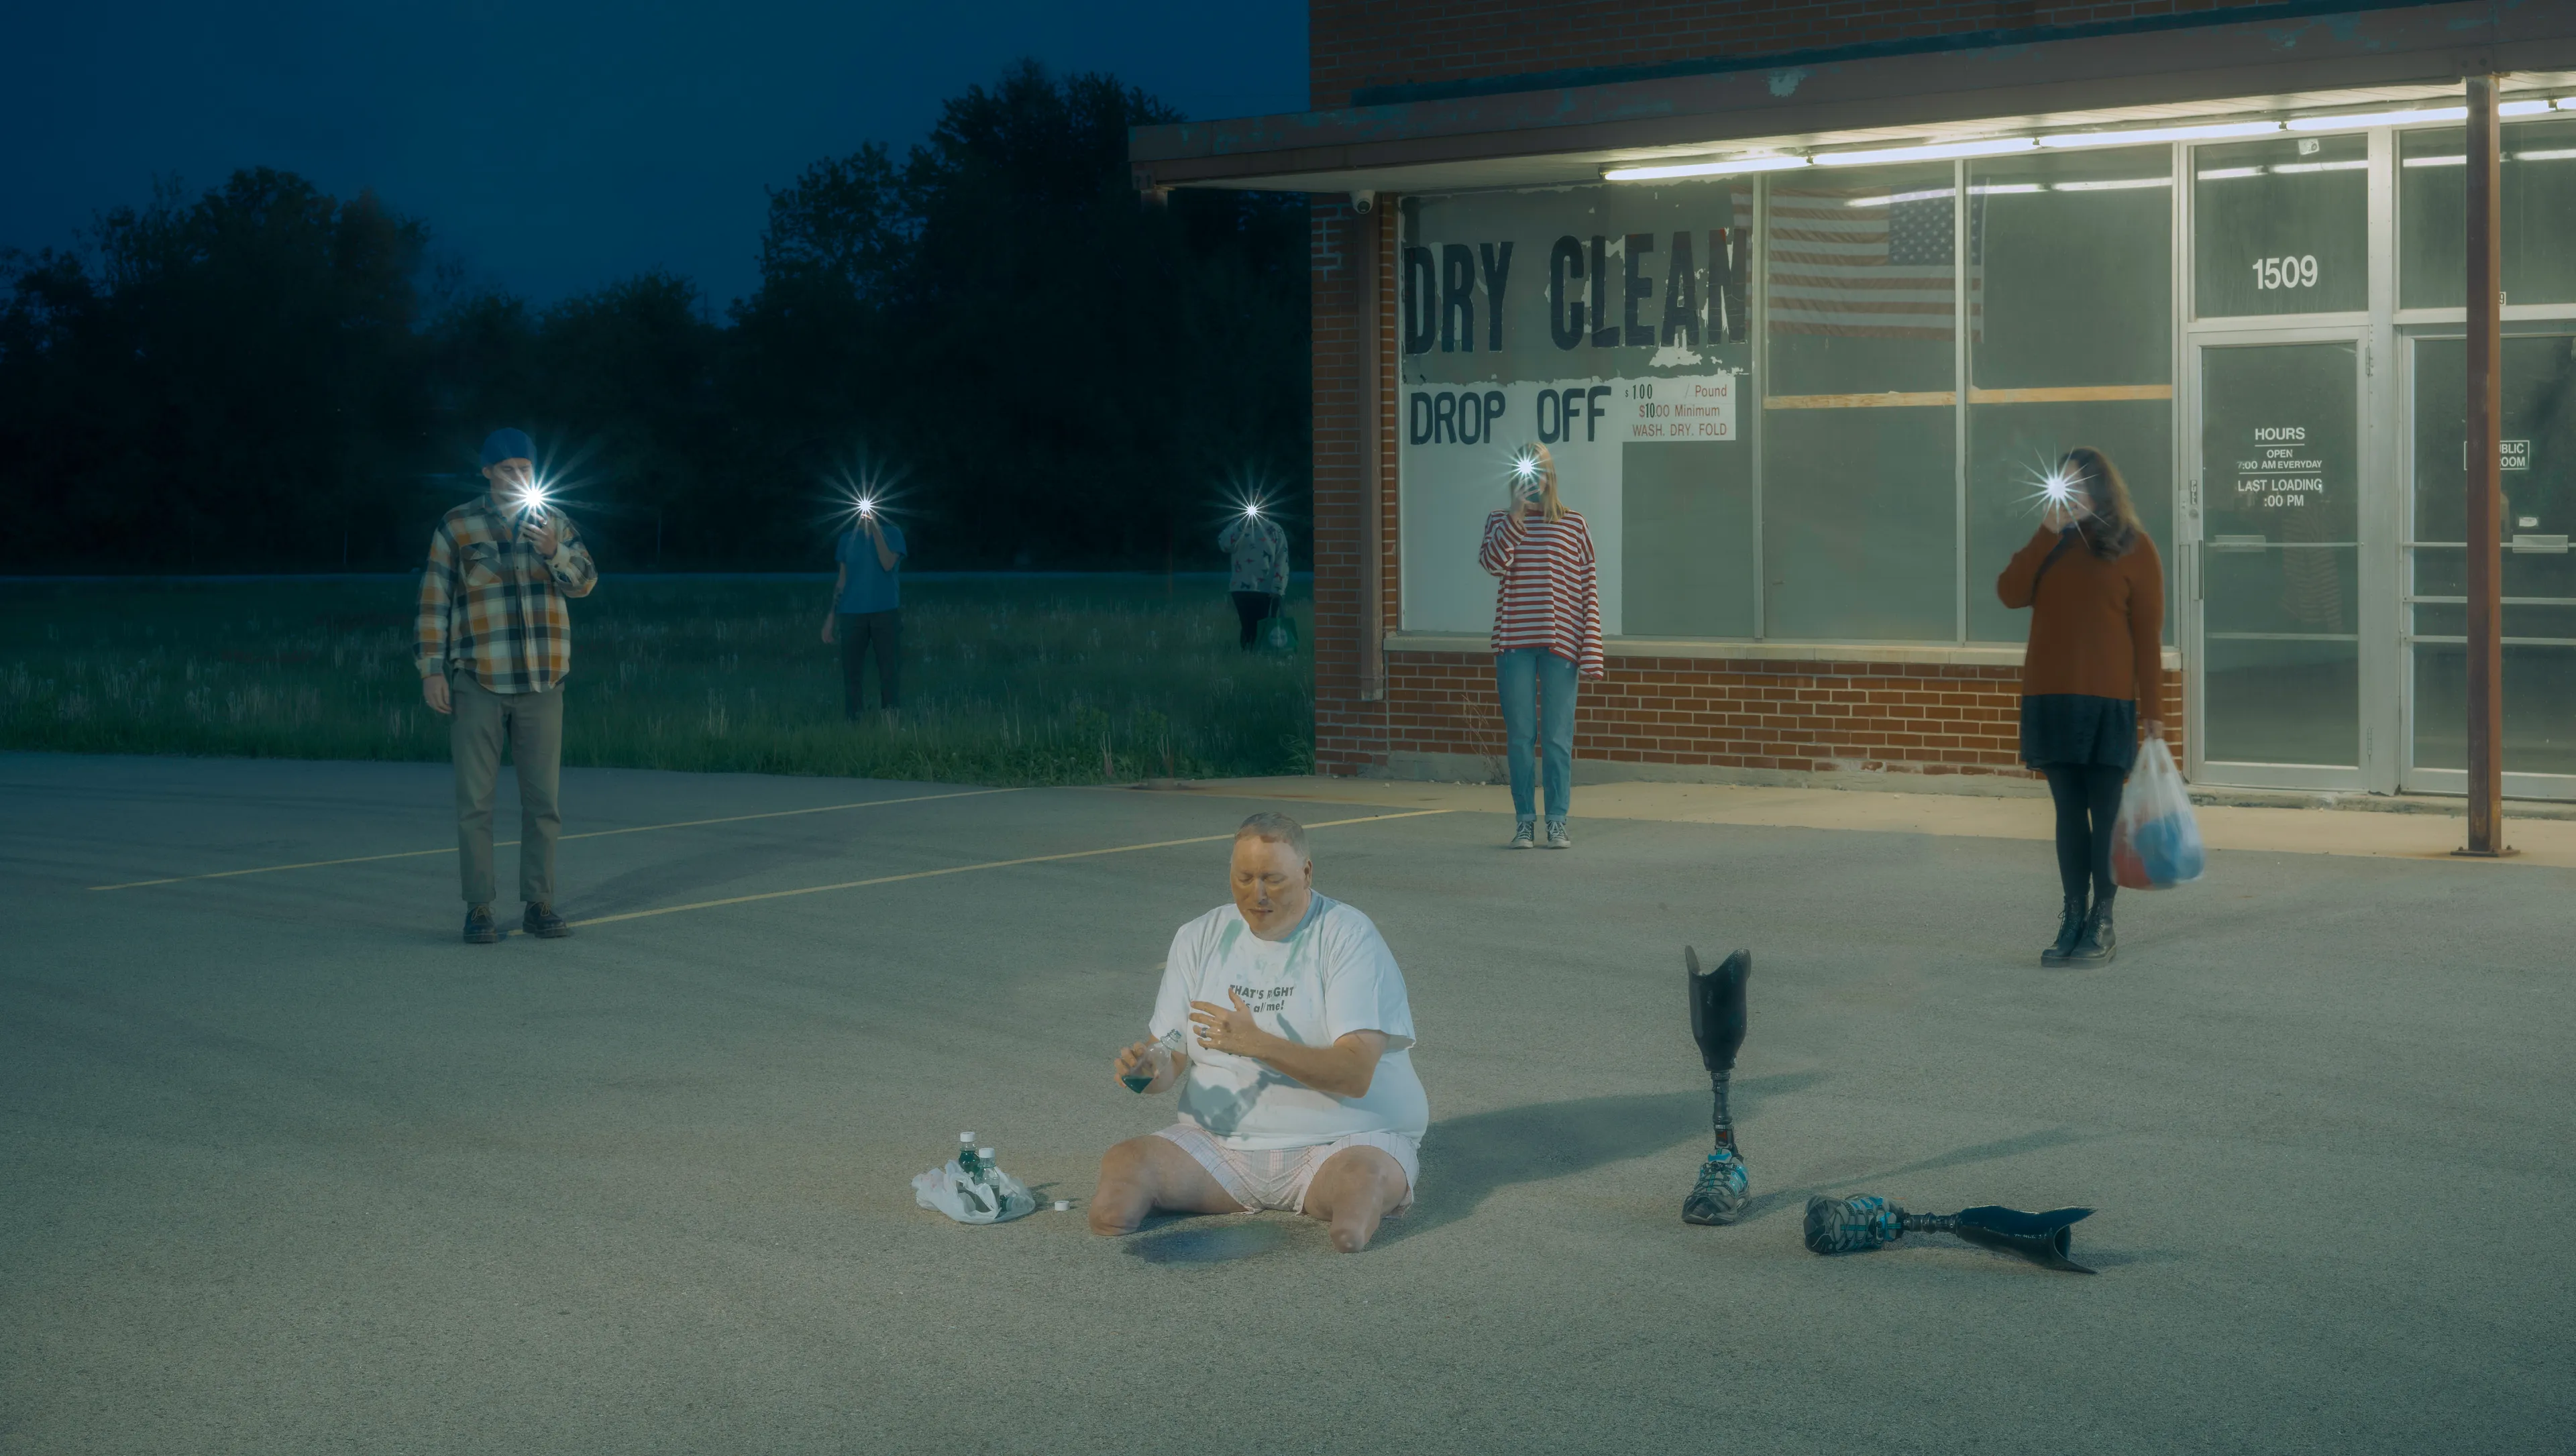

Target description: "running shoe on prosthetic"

left=1682, top=946, right=1752, bottom=1226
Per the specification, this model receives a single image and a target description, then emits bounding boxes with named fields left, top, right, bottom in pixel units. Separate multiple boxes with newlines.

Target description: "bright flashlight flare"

left=1509, top=450, right=1542, bottom=484
left=2020, top=457, right=2086, bottom=523
left=513, top=476, right=551, bottom=524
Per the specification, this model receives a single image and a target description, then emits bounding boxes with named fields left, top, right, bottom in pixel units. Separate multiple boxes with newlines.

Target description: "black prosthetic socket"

left=1942, top=1205, right=2096, bottom=1273
left=1686, top=946, right=1751, bottom=1152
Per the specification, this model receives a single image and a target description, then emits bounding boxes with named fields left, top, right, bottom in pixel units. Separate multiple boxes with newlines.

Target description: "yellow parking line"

left=87, top=787, right=1024, bottom=891
left=569, top=809, right=1454, bottom=928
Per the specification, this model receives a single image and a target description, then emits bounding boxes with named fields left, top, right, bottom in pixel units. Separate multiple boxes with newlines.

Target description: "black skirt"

left=2019, top=693, right=2137, bottom=771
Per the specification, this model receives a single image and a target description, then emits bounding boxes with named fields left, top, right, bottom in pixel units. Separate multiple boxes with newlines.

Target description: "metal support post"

left=1358, top=203, right=1387, bottom=704
left=2461, top=75, right=2509, bottom=855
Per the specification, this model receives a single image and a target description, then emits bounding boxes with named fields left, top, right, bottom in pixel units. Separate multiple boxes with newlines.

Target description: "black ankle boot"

left=2065, top=894, right=2116, bottom=966
left=2040, top=894, right=2087, bottom=966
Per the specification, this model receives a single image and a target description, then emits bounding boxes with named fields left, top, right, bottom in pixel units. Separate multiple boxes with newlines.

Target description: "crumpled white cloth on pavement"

left=912, top=1160, right=1036, bottom=1224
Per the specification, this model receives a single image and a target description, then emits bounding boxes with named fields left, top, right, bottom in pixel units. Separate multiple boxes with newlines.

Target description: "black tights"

left=2043, top=764, right=2126, bottom=903
left=1232, top=590, right=1279, bottom=648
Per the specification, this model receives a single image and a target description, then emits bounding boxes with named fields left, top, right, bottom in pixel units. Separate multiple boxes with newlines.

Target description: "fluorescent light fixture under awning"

left=2289, top=105, right=2467, bottom=129
left=2053, top=176, right=2174, bottom=191
left=1601, top=154, right=1811, bottom=181
left=1812, top=136, right=2037, bottom=166
left=2039, top=120, right=2282, bottom=148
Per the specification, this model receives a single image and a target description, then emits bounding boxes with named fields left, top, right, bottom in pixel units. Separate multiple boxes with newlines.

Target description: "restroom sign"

left=2461, top=439, right=2532, bottom=469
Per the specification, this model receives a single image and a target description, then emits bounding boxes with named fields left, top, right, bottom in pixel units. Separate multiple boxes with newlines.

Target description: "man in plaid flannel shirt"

left=417, top=428, right=598, bottom=944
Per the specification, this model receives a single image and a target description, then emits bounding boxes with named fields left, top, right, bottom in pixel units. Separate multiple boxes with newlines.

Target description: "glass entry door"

left=2193, top=338, right=2365, bottom=781
left=2405, top=333, right=2576, bottom=797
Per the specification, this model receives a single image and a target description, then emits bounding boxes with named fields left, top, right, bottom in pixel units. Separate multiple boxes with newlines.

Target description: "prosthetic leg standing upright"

left=1682, top=946, right=1752, bottom=1226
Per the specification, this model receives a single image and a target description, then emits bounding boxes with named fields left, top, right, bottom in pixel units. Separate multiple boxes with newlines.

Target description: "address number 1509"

left=2251, top=255, right=2319, bottom=290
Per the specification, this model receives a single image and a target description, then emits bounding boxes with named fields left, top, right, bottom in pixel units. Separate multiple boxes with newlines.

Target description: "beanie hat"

left=480, top=428, right=535, bottom=467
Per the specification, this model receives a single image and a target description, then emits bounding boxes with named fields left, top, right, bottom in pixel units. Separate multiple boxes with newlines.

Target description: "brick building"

left=1134, top=2, right=2576, bottom=800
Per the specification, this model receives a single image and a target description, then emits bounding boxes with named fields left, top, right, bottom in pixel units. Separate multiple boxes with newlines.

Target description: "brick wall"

left=1310, top=200, right=1402, bottom=777
left=1311, top=0, right=2273, bottom=108
left=1366, top=653, right=2185, bottom=779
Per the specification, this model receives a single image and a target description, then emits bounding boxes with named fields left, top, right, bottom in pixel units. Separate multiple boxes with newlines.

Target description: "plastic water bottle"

left=977, top=1146, right=999, bottom=1203
left=1124, top=1029, right=1185, bottom=1093
left=956, top=1132, right=979, bottom=1181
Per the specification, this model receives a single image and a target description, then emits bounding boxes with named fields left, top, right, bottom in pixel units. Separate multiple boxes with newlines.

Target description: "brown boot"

left=462, top=903, right=500, bottom=944
left=523, top=902, right=573, bottom=939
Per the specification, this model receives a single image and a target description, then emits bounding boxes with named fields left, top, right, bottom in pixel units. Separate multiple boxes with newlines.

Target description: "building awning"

left=1129, top=0, right=2576, bottom=195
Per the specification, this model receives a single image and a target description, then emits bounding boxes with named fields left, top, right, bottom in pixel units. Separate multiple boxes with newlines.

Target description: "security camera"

left=1350, top=190, right=1376, bottom=214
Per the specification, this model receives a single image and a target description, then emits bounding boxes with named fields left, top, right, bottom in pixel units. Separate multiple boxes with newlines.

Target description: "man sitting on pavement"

left=1089, top=811, right=1428, bottom=1253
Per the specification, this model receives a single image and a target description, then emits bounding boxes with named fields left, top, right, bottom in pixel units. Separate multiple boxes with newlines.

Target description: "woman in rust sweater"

left=1996, top=447, right=2164, bottom=968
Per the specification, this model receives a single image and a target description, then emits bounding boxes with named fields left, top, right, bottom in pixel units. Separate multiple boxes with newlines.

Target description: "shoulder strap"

left=2029, top=528, right=2080, bottom=597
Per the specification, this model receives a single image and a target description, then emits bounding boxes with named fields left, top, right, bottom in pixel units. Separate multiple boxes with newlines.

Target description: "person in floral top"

left=1218, top=506, right=1291, bottom=649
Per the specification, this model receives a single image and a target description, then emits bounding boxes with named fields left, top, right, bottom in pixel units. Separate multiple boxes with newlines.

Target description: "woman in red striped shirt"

left=1481, top=445, right=1605, bottom=849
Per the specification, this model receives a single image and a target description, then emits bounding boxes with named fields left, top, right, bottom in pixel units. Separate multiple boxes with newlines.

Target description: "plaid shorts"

left=1154, top=1121, right=1420, bottom=1215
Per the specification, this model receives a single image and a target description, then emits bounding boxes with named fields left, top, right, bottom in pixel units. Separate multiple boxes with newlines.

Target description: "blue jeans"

left=1495, top=647, right=1577, bottom=822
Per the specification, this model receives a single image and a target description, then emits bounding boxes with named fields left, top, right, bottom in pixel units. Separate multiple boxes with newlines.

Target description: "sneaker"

left=462, top=903, right=500, bottom=944
left=1509, top=821, right=1536, bottom=850
left=1545, top=820, right=1572, bottom=849
left=523, top=902, right=574, bottom=939
left=1682, top=1146, right=1750, bottom=1226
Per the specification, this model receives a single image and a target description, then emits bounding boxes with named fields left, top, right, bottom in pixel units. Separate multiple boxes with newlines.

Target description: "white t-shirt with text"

left=1148, top=893, right=1429, bottom=1151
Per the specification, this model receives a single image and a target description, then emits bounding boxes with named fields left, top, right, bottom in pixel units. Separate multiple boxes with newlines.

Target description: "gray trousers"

left=449, top=672, right=566, bottom=905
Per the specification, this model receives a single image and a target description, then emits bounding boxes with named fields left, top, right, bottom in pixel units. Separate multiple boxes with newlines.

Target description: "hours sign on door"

left=2236, top=425, right=2324, bottom=508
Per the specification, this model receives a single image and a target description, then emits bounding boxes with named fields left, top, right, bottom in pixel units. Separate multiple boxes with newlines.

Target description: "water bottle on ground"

left=954, top=1133, right=990, bottom=1214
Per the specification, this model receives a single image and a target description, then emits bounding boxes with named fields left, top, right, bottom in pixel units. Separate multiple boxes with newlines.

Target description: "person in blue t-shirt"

left=819, top=508, right=907, bottom=716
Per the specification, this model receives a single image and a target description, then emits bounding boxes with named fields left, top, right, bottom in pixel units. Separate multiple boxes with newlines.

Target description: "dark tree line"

left=0, top=62, right=1310, bottom=573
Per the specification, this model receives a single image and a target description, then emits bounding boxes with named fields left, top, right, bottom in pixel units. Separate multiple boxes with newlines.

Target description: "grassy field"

left=0, top=575, right=1313, bottom=784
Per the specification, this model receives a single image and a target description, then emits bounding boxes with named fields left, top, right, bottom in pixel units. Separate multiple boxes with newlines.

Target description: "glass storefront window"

left=1394, top=182, right=1755, bottom=636
left=1764, top=162, right=1956, bottom=640
left=1623, top=440, right=1755, bottom=636
left=2194, top=133, right=2368, bottom=318
left=1964, top=146, right=2175, bottom=645
left=2412, top=645, right=2576, bottom=775
left=2398, top=119, right=2576, bottom=309
left=1612, top=181, right=1759, bottom=637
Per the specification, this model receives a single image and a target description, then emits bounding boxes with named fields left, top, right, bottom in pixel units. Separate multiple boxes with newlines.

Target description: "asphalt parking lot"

left=3, top=750, right=2570, bottom=1454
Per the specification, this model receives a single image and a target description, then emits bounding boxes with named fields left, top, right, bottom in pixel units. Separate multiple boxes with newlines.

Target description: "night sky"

left=5, top=1, right=1307, bottom=307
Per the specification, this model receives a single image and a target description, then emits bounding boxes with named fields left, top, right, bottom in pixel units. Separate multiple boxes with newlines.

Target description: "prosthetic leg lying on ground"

left=1682, top=946, right=1752, bottom=1226
left=1802, top=1195, right=2096, bottom=1273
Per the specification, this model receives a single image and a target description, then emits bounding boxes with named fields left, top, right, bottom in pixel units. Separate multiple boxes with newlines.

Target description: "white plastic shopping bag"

left=2110, top=738, right=2206, bottom=890
left=912, top=1160, right=1036, bottom=1225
